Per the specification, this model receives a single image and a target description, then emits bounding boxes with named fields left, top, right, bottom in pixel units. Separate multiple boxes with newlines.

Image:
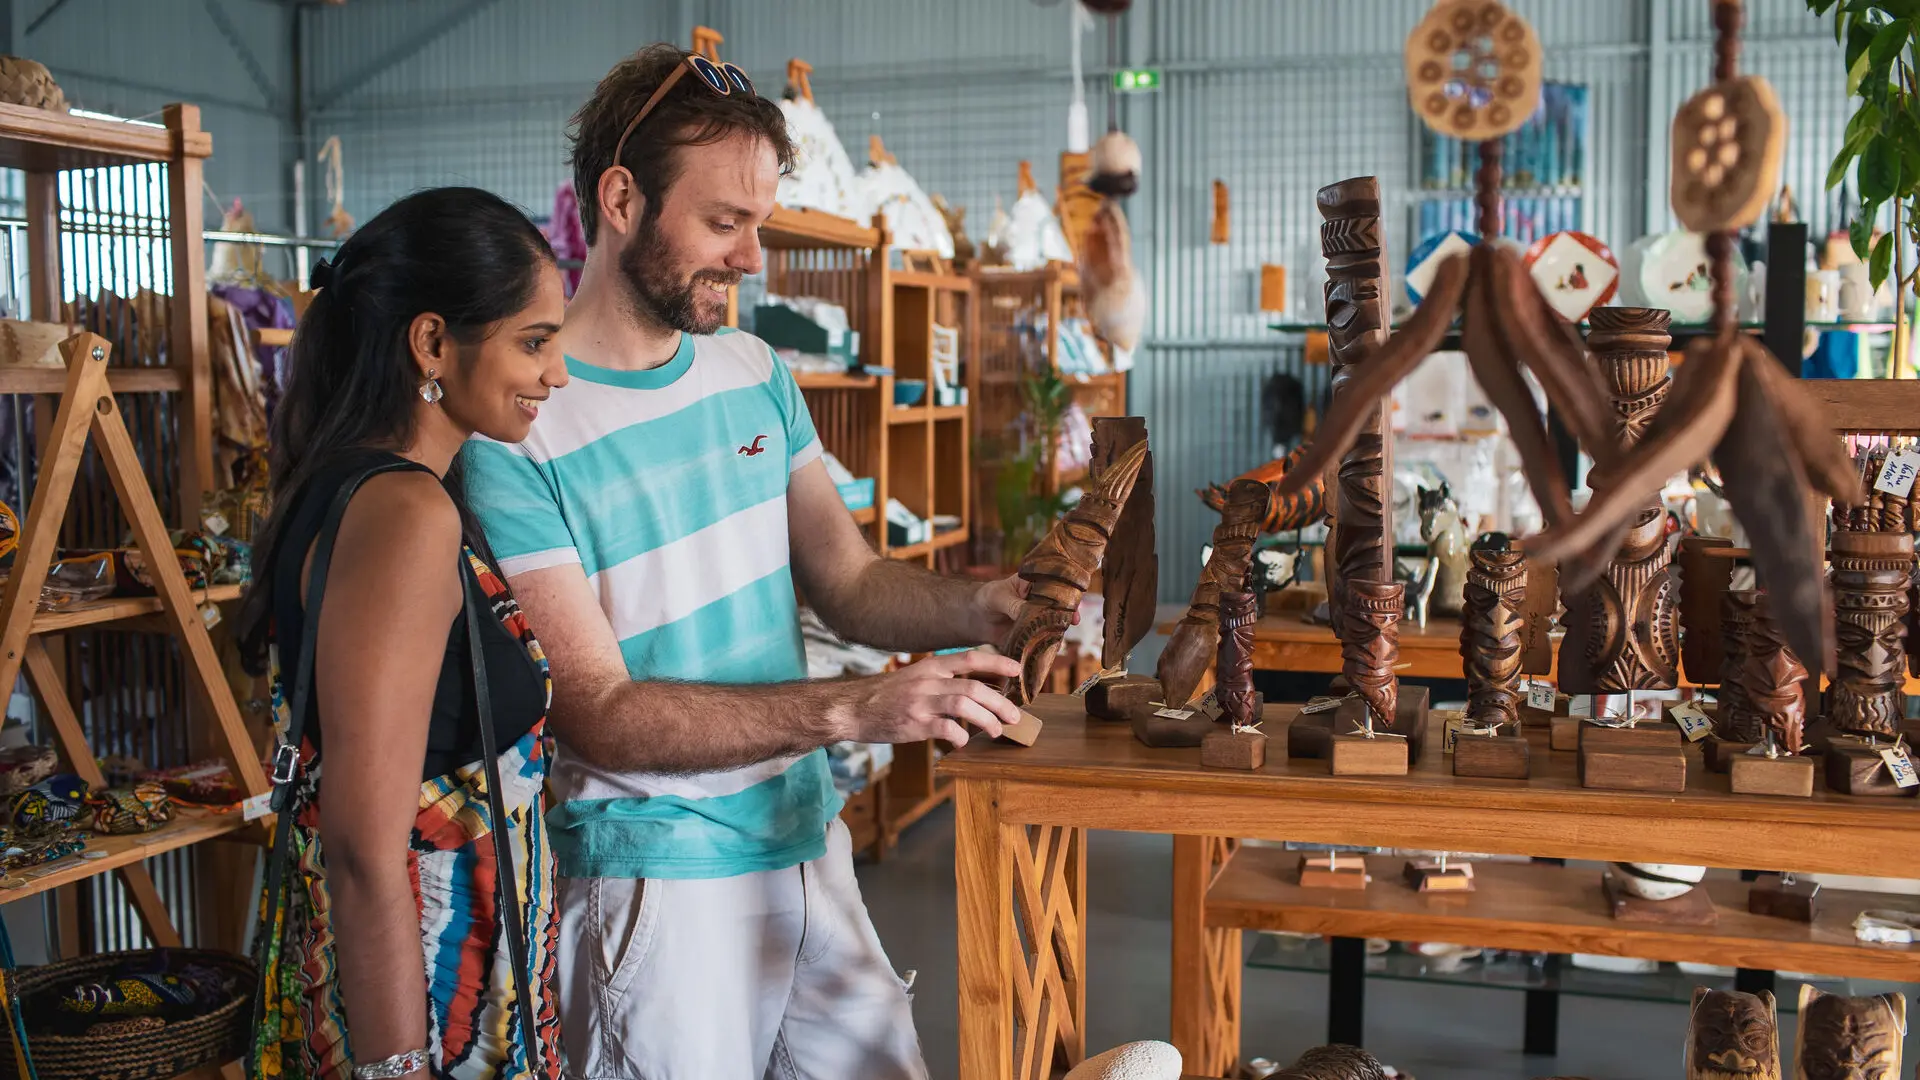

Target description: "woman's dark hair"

left=236, top=186, right=555, bottom=674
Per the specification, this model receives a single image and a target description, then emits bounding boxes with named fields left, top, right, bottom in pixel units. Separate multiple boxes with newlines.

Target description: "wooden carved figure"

left=1410, top=482, right=1469, bottom=629
left=1196, top=442, right=1328, bottom=536
left=1460, top=532, right=1527, bottom=728
left=1157, top=478, right=1269, bottom=707
left=1560, top=306, right=1680, bottom=695
left=1717, top=589, right=1762, bottom=743
left=1216, top=571, right=1259, bottom=729
left=1827, top=529, right=1911, bottom=738
left=1091, top=417, right=1156, bottom=670
left=1688, top=987, right=1781, bottom=1080
left=1002, top=441, right=1149, bottom=706
left=1344, top=579, right=1404, bottom=731
left=1270, top=1044, right=1388, bottom=1080
left=1746, top=592, right=1807, bottom=755
left=1794, top=986, right=1904, bottom=1080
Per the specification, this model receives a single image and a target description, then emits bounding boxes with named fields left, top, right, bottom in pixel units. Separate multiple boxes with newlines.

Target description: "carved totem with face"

left=1688, top=987, right=1780, bottom=1080
left=1795, top=985, right=1904, bottom=1080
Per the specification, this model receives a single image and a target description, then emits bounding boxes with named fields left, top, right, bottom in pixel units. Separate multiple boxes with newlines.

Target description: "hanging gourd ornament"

left=1404, top=0, right=1542, bottom=141
left=1669, top=76, right=1785, bottom=233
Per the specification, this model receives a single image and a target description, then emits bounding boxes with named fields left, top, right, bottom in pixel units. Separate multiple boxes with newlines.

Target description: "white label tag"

left=200, top=604, right=222, bottom=629
left=202, top=511, right=230, bottom=537
left=1442, top=715, right=1471, bottom=754
left=1526, top=682, right=1555, bottom=711
left=1670, top=701, right=1713, bottom=742
left=1301, top=695, right=1346, bottom=715
left=242, top=791, right=272, bottom=821
left=1072, top=668, right=1108, bottom=697
left=1875, top=448, right=1920, bottom=497
left=1569, top=695, right=1593, bottom=718
left=1155, top=707, right=1194, bottom=720
left=1881, top=745, right=1920, bottom=788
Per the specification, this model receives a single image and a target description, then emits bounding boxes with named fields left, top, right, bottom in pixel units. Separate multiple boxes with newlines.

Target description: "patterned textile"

left=253, top=548, right=560, bottom=1080
left=89, top=782, right=172, bottom=834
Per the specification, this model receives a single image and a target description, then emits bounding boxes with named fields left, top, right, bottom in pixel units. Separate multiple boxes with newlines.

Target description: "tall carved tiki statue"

left=1459, top=533, right=1526, bottom=729
left=1716, top=589, right=1762, bottom=743
left=1560, top=307, right=1680, bottom=693
left=1827, top=529, right=1913, bottom=737
left=1217, top=573, right=1259, bottom=729
left=1746, top=592, right=1807, bottom=755
left=1319, top=177, right=1401, bottom=727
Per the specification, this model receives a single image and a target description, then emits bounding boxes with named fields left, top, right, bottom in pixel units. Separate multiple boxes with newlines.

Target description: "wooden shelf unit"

left=0, top=810, right=248, bottom=905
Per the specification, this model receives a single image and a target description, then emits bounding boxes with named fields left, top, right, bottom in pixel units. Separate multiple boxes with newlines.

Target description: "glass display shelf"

left=1244, top=932, right=1870, bottom=1011
left=1268, top=320, right=1897, bottom=335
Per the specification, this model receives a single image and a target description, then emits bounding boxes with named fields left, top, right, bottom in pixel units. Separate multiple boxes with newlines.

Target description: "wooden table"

left=1249, top=611, right=1555, bottom=681
left=941, top=695, right=1920, bottom=1080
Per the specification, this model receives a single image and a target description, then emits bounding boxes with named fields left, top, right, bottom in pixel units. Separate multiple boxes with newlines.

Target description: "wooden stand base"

left=1286, top=709, right=1337, bottom=759
left=1329, top=730, right=1409, bottom=776
left=1580, top=745, right=1686, bottom=792
left=1452, top=732, right=1530, bottom=779
left=1390, top=685, right=1432, bottom=763
left=1580, top=722, right=1682, bottom=750
left=1403, top=859, right=1475, bottom=892
left=1703, top=737, right=1755, bottom=774
left=1297, top=854, right=1369, bottom=889
left=1728, top=752, right=1816, bottom=797
left=1601, top=870, right=1717, bottom=926
left=1131, top=706, right=1212, bottom=748
left=1747, top=873, right=1819, bottom=922
left=1200, top=728, right=1267, bottom=770
left=1085, top=674, right=1161, bottom=721
left=1549, top=715, right=1581, bottom=751
left=999, top=709, right=1044, bottom=746
left=1823, top=743, right=1919, bottom=797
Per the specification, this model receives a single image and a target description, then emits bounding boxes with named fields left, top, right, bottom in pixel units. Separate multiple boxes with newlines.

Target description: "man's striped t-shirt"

left=461, top=328, right=839, bottom=880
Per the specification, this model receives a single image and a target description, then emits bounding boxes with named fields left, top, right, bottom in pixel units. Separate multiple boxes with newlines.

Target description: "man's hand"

left=827, top=650, right=1023, bottom=748
left=968, top=574, right=1028, bottom=645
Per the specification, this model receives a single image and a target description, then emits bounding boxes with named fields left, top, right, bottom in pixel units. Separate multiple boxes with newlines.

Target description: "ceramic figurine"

left=1409, top=482, right=1469, bottom=629
left=1613, top=862, right=1707, bottom=902
left=1688, top=987, right=1781, bottom=1080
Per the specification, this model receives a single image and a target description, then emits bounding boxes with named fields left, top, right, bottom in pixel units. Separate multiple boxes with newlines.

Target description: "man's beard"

left=618, top=217, right=740, bottom=335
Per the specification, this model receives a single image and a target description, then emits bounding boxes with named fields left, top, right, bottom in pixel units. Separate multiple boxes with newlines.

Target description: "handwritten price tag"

left=1881, top=745, right=1920, bottom=788
left=1301, top=695, right=1346, bottom=715
left=1526, top=682, right=1556, bottom=711
left=202, top=511, right=230, bottom=537
left=200, top=604, right=223, bottom=629
left=1155, top=707, right=1195, bottom=720
left=1876, top=448, right=1920, bottom=497
left=1442, top=715, right=1471, bottom=754
left=1669, top=701, right=1713, bottom=742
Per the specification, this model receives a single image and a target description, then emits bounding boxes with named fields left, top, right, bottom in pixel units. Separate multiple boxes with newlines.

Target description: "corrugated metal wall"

left=296, top=0, right=1851, bottom=599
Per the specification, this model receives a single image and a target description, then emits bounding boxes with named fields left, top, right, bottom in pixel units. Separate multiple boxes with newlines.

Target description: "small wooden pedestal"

left=1287, top=707, right=1337, bottom=759
left=998, top=709, right=1044, bottom=746
left=1601, top=871, right=1717, bottom=926
left=1580, top=723, right=1682, bottom=750
left=1329, top=730, right=1409, bottom=776
left=1085, top=674, right=1161, bottom=721
left=1702, top=738, right=1755, bottom=774
left=1298, top=854, right=1370, bottom=889
left=1728, top=752, right=1816, bottom=797
left=1200, top=728, right=1267, bottom=770
left=1549, top=715, right=1582, bottom=751
left=1452, top=731, right=1530, bottom=779
left=1403, top=859, right=1475, bottom=892
left=1580, top=745, right=1687, bottom=792
left=1747, top=873, right=1819, bottom=922
left=1131, top=706, right=1213, bottom=748
left=1823, top=742, right=1919, bottom=797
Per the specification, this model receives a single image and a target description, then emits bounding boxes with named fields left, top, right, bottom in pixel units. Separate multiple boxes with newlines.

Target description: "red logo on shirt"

left=738, top=435, right=769, bottom=456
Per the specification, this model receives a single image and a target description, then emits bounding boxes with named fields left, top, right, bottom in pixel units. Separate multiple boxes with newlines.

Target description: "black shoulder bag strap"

left=461, top=564, right=540, bottom=1065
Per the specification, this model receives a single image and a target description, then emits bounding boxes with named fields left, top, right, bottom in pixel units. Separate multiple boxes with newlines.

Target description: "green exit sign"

left=1113, top=68, right=1161, bottom=93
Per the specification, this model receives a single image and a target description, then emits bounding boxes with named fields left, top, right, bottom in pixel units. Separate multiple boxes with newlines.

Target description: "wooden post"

left=165, top=104, right=212, bottom=522
left=955, top=779, right=1015, bottom=1080
left=1171, top=835, right=1241, bottom=1077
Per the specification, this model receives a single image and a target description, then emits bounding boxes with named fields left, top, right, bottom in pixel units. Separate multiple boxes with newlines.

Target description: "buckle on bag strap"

left=270, top=743, right=300, bottom=785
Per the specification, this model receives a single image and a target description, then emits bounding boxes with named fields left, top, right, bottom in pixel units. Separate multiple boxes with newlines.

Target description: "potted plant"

left=976, top=367, right=1076, bottom=569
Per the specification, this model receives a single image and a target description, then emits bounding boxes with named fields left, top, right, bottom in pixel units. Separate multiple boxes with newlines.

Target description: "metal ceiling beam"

left=203, top=0, right=283, bottom=111
left=23, top=0, right=71, bottom=37
left=309, top=0, right=503, bottom=114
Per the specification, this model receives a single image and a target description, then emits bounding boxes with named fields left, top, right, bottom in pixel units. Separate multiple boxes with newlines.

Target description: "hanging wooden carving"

left=1459, top=533, right=1526, bottom=729
left=1746, top=591, right=1807, bottom=755
left=1002, top=441, right=1149, bottom=706
left=1687, top=987, right=1780, bottom=1080
left=1826, top=529, right=1912, bottom=738
left=1715, top=589, right=1763, bottom=744
left=1090, top=417, right=1156, bottom=669
left=1157, top=478, right=1269, bottom=707
left=1558, top=306, right=1679, bottom=694
left=1670, top=74, right=1785, bottom=234
left=1403, top=0, right=1544, bottom=142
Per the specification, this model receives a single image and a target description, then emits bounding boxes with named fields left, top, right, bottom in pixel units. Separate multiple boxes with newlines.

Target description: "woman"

left=239, top=186, right=568, bottom=1080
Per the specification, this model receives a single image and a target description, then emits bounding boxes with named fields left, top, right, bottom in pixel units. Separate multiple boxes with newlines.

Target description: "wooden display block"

left=1601, top=870, right=1718, bottom=926
left=1728, top=752, right=1816, bottom=797
left=1549, top=715, right=1582, bottom=751
left=1330, top=686, right=1431, bottom=764
left=1580, top=745, right=1687, bottom=793
left=1747, top=874, right=1819, bottom=923
left=1452, top=732, right=1530, bottom=779
left=1403, top=859, right=1475, bottom=892
left=1085, top=673, right=1160, bottom=721
left=1200, top=727, right=1267, bottom=770
left=1329, top=731, right=1408, bottom=776
left=1297, top=853, right=1369, bottom=890
left=1823, top=742, right=1919, bottom=797
left=1286, top=699, right=1342, bottom=759
left=1702, top=737, right=1755, bottom=774
left=1131, top=705, right=1212, bottom=748
left=1580, top=722, right=1682, bottom=750
left=998, top=709, right=1044, bottom=747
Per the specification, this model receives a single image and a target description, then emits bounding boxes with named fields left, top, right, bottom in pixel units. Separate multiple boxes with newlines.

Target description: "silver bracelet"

left=352, top=1049, right=429, bottom=1079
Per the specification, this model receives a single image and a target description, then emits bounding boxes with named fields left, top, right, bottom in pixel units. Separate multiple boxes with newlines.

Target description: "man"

left=462, top=43, right=1027, bottom=1079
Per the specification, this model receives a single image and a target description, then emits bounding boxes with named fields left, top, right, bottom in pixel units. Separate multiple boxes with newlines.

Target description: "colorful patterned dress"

left=254, top=549, right=562, bottom=1079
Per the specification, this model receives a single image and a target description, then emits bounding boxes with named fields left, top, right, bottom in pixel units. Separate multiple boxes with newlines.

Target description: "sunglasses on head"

left=609, top=54, right=757, bottom=174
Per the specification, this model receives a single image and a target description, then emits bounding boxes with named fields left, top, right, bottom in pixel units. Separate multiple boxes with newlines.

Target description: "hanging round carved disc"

left=1670, top=76, right=1785, bottom=233
left=1403, top=0, right=1543, bottom=141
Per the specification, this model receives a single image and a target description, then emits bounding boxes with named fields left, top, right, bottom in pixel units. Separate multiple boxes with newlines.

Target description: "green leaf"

left=1849, top=18, right=1879, bottom=79
left=1848, top=99, right=1887, bottom=141
left=1851, top=46, right=1877, bottom=94
left=1871, top=230, right=1895, bottom=291
left=1854, top=211, right=1878, bottom=259
left=1861, top=135, right=1904, bottom=199
left=1885, top=0, right=1920, bottom=16
left=1871, top=18, right=1911, bottom=69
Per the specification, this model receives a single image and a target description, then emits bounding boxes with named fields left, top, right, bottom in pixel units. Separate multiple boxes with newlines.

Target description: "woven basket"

left=0, top=58, right=65, bottom=113
left=0, top=949, right=254, bottom=1080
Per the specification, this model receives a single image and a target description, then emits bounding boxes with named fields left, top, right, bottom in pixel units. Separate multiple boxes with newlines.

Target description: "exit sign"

left=1113, top=68, right=1161, bottom=92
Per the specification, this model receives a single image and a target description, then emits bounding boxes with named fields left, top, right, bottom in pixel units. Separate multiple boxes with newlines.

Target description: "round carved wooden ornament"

left=1404, top=0, right=1543, bottom=141
left=1669, top=76, right=1785, bottom=233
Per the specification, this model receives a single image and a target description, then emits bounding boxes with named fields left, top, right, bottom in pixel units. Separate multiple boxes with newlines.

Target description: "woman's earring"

left=419, top=369, right=444, bottom=404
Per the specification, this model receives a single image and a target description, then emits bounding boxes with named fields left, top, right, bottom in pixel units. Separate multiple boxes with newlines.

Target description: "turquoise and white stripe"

left=462, top=328, right=840, bottom=880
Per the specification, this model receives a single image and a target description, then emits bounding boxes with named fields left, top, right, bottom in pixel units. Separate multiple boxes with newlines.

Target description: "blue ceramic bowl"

left=894, top=379, right=927, bottom=407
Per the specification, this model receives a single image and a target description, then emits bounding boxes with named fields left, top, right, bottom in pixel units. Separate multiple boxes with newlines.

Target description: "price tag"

left=1526, top=682, right=1555, bottom=711
left=1300, top=695, right=1346, bottom=715
left=1191, top=688, right=1224, bottom=722
left=1875, top=448, right=1920, bottom=497
left=200, top=604, right=222, bottom=629
left=1670, top=701, right=1713, bottom=742
left=1442, top=714, right=1470, bottom=754
left=202, top=511, right=230, bottom=537
left=1568, top=695, right=1593, bottom=718
left=1880, top=745, right=1920, bottom=788
left=1155, top=707, right=1194, bottom=720
left=1072, top=669, right=1107, bottom=697
left=242, top=791, right=273, bottom=821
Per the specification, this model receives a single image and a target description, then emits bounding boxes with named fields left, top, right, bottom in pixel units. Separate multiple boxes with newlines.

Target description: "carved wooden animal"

left=1002, top=441, right=1148, bottom=705
left=1158, top=478, right=1268, bottom=707
left=1688, top=987, right=1781, bottom=1080
left=1794, top=985, right=1904, bottom=1080
left=1410, top=482, right=1469, bottom=629
left=1461, top=532, right=1526, bottom=728
left=1197, top=442, right=1328, bottom=536
left=1269, top=1044, right=1388, bottom=1080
